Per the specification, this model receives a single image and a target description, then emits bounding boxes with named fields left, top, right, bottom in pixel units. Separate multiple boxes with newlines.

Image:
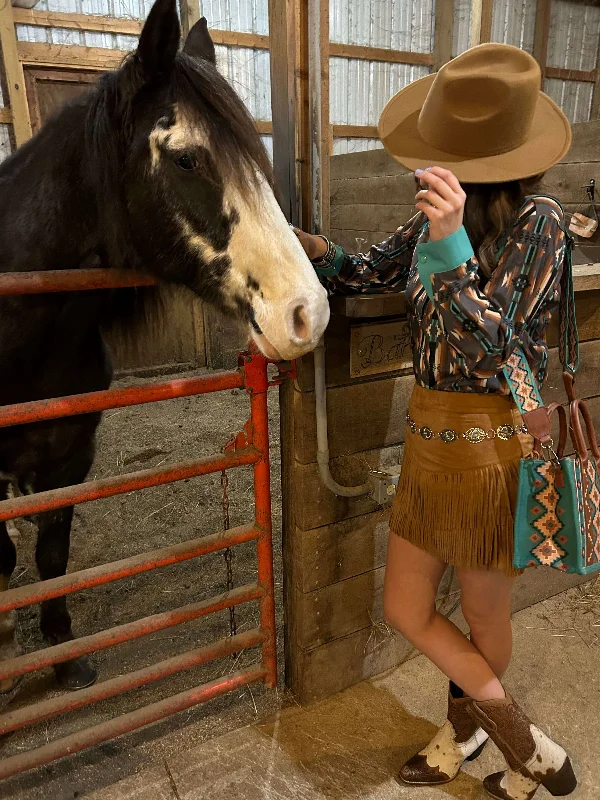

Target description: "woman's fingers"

left=415, top=188, right=452, bottom=211
left=427, top=166, right=465, bottom=196
left=417, top=169, right=465, bottom=207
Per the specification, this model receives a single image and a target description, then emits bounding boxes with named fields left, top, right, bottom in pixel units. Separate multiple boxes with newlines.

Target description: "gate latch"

left=368, top=470, right=400, bottom=507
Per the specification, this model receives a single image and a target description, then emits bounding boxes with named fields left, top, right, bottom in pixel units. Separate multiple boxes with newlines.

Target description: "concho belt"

left=406, top=413, right=528, bottom=444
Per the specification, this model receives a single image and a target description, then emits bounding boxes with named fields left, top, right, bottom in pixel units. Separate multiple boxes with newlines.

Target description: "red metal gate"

left=0, top=269, right=286, bottom=781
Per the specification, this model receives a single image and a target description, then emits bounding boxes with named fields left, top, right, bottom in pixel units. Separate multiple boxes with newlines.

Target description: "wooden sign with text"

left=350, top=320, right=412, bottom=378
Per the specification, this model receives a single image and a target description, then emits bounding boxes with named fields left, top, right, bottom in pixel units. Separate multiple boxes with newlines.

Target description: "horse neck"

left=0, top=101, right=99, bottom=273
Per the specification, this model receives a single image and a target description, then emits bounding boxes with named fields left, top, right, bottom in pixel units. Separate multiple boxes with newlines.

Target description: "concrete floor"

left=84, top=583, right=600, bottom=800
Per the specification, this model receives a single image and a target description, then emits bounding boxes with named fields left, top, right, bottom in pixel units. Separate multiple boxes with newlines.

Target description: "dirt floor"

left=0, top=367, right=287, bottom=800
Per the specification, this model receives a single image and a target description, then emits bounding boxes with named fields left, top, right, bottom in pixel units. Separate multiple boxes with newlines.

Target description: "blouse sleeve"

left=311, top=212, right=425, bottom=295
left=421, top=197, right=566, bottom=379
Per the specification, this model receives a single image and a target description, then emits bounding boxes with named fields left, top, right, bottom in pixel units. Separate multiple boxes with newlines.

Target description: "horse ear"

left=183, top=17, right=216, bottom=64
left=136, top=0, right=181, bottom=78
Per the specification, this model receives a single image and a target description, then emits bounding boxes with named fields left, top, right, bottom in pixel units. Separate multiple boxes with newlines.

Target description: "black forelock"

left=171, top=52, right=274, bottom=195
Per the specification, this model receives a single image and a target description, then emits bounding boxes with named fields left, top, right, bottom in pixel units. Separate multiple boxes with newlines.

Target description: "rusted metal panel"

left=0, top=628, right=266, bottom=738
left=0, top=665, right=266, bottom=781
left=0, top=372, right=244, bottom=428
left=0, top=525, right=259, bottom=612
left=0, top=583, right=264, bottom=683
left=0, top=269, right=279, bottom=779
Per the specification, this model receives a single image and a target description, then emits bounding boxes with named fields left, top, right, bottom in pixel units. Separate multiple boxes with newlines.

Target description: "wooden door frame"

left=23, top=67, right=100, bottom=134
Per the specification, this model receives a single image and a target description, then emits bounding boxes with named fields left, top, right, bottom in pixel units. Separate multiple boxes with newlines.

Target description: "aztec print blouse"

left=313, top=196, right=567, bottom=395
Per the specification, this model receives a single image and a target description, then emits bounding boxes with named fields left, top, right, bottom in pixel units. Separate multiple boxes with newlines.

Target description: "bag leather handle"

left=569, top=398, right=600, bottom=465
left=547, top=402, right=568, bottom=459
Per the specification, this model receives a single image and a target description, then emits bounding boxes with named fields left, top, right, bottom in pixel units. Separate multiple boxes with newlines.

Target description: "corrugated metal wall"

left=330, top=0, right=433, bottom=154
left=1, top=0, right=600, bottom=163
left=0, top=0, right=274, bottom=162
left=455, top=0, right=600, bottom=126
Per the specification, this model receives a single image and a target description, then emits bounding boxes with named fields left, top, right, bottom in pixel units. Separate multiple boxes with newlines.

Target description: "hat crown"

left=417, top=44, right=541, bottom=158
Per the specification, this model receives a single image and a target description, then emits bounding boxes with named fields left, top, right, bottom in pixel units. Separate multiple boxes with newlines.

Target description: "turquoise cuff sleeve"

left=313, top=245, right=346, bottom=278
left=416, top=226, right=474, bottom=301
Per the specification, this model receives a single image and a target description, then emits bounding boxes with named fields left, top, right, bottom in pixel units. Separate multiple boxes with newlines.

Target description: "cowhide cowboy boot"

left=468, top=694, right=577, bottom=799
left=398, top=682, right=489, bottom=785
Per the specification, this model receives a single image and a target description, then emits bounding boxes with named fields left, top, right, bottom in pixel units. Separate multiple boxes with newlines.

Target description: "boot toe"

left=397, top=754, right=452, bottom=786
left=483, top=772, right=510, bottom=799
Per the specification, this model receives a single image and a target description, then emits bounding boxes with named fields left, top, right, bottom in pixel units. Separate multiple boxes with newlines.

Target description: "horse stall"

left=1, top=0, right=600, bottom=795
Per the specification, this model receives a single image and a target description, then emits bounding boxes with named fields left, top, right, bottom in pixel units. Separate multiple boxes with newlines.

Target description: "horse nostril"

left=292, top=304, right=310, bottom=342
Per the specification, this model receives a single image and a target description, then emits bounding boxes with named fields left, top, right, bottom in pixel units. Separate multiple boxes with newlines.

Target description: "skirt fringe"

left=390, top=385, right=530, bottom=578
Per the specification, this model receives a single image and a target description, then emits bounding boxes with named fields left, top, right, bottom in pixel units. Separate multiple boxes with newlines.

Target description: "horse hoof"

left=54, top=656, right=98, bottom=690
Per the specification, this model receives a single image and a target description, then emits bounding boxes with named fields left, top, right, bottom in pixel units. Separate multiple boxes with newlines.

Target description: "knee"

left=461, top=598, right=511, bottom=634
left=383, top=595, right=436, bottom=642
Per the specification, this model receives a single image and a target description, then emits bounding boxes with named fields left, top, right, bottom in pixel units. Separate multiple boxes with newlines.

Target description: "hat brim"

left=378, top=74, right=572, bottom=184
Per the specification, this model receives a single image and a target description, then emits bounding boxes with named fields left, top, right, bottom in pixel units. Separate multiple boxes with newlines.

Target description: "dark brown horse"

left=0, top=0, right=329, bottom=691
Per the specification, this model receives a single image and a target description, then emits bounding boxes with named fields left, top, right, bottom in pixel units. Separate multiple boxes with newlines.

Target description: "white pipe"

left=314, top=339, right=371, bottom=497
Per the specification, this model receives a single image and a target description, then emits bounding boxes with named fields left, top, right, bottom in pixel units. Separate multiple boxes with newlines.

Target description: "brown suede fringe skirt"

left=390, top=384, right=533, bottom=577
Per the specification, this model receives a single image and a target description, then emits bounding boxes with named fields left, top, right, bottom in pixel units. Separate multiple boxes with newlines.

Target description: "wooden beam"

left=179, top=0, right=201, bottom=38
left=591, top=30, right=600, bottom=119
left=329, top=42, right=433, bottom=67
left=533, top=0, right=552, bottom=79
left=479, top=0, right=494, bottom=43
left=268, top=0, right=300, bottom=224
left=0, top=107, right=12, bottom=124
left=18, top=42, right=124, bottom=71
left=11, top=9, right=269, bottom=49
left=12, top=8, right=143, bottom=35
left=308, top=0, right=331, bottom=235
left=296, top=0, right=311, bottom=229
left=255, top=120, right=273, bottom=135
left=433, top=0, right=454, bottom=71
left=545, top=66, right=597, bottom=83
left=332, top=124, right=378, bottom=138
left=469, top=0, right=493, bottom=47
left=0, top=0, right=32, bottom=145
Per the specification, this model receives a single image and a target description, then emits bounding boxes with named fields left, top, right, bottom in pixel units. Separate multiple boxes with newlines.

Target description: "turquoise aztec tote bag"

left=504, top=217, right=600, bottom=574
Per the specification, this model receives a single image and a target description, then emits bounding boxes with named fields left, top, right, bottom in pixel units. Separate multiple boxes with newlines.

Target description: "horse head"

left=87, top=0, right=329, bottom=361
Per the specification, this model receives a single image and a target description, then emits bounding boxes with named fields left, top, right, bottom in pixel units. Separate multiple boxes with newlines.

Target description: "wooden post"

left=533, top=0, right=551, bottom=80
left=469, top=0, right=494, bottom=48
left=268, top=0, right=300, bottom=224
left=308, top=0, right=330, bottom=235
left=433, top=0, right=454, bottom=70
left=179, top=0, right=201, bottom=37
left=0, top=0, right=32, bottom=146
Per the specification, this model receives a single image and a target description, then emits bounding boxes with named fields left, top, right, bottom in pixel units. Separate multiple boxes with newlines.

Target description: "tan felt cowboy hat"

left=378, top=43, right=572, bottom=184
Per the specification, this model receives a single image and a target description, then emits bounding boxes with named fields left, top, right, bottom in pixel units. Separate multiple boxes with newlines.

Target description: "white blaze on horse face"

left=150, top=109, right=329, bottom=359
left=148, top=107, right=209, bottom=171
left=224, top=176, right=330, bottom=361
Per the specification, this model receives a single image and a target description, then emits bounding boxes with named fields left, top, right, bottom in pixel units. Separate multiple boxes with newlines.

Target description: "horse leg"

left=34, top=432, right=99, bottom=691
left=0, top=480, right=20, bottom=693
left=35, top=504, right=98, bottom=689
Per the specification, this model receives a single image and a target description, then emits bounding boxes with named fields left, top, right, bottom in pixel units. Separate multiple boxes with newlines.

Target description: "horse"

left=0, top=0, right=329, bottom=692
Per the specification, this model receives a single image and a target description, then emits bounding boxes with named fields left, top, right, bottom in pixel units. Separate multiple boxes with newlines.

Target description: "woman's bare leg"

left=457, top=567, right=515, bottom=679
left=383, top=534, right=505, bottom=701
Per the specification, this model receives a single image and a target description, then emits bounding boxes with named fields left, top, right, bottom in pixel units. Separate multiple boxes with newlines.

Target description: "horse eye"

left=174, top=153, right=196, bottom=171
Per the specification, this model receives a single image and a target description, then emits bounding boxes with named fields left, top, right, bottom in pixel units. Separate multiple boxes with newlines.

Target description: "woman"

left=295, top=44, right=577, bottom=800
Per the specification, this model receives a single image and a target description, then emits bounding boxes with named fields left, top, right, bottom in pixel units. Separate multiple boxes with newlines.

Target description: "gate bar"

left=0, top=665, right=266, bottom=782
left=0, top=447, right=259, bottom=522
left=244, top=354, right=278, bottom=688
left=0, top=583, right=264, bottom=683
left=0, top=525, right=259, bottom=613
left=0, top=371, right=244, bottom=429
left=0, top=269, right=157, bottom=296
left=0, top=629, right=266, bottom=736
